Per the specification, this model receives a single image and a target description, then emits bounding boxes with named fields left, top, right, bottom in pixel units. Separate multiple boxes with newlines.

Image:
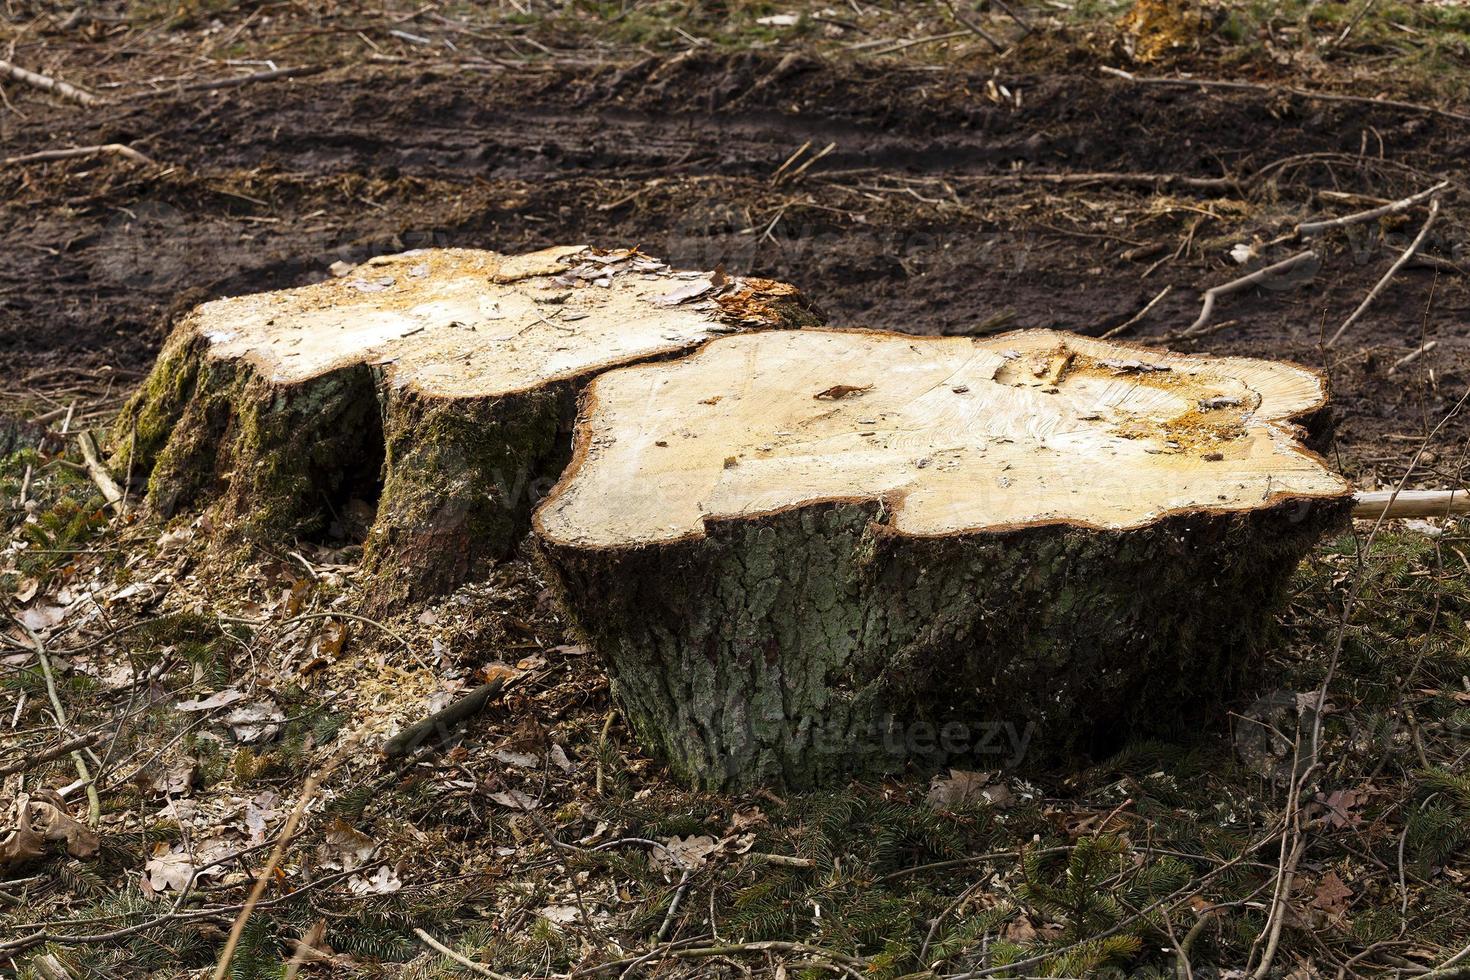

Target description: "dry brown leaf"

left=813, top=383, right=873, bottom=400
left=926, top=769, right=994, bottom=808
left=30, top=791, right=100, bottom=861
left=1311, top=870, right=1353, bottom=916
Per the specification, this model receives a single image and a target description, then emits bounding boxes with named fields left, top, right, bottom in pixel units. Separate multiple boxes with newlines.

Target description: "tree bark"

left=535, top=328, right=1355, bottom=790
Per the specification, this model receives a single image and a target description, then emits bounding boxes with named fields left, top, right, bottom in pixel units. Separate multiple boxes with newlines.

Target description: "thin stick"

left=412, top=927, right=513, bottom=979
left=4, top=144, right=153, bottom=168
left=76, top=431, right=127, bottom=514
left=1326, top=197, right=1441, bottom=347
left=990, top=0, right=1032, bottom=34
left=211, top=774, right=321, bottom=980
left=1333, top=0, right=1378, bottom=47
left=1387, top=340, right=1437, bottom=376
left=0, top=59, right=103, bottom=107
left=1101, top=285, right=1172, bottom=339
left=938, top=0, right=1005, bottom=52
left=1100, top=65, right=1470, bottom=125
left=1352, top=489, right=1470, bottom=519
left=857, top=30, right=970, bottom=56
left=0, top=732, right=101, bottom=779
left=13, top=619, right=100, bottom=827
left=180, top=64, right=324, bottom=92
left=381, top=677, right=506, bottom=758
left=1297, top=180, right=1449, bottom=236
left=1181, top=251, right=1318, bottom=337
left=1409, top=254, right=1464, bottom=276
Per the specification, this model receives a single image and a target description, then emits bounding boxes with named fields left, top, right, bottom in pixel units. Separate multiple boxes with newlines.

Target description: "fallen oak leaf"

left=175, top=688, right=246, bottom=712
left=653, top=834, right=719, bottom=873
left=29, top=790, right=99, bottom=861
left=1311, top=870, right=1353, bottom=917
left=0, top=795, right=47, bottom=873
left=144, top=843, right=197, bottom=892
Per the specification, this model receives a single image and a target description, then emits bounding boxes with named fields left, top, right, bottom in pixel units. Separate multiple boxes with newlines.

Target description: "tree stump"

left=534, top=328, right=1354, bottom=790
left=110, top=246, right=818, bottom=602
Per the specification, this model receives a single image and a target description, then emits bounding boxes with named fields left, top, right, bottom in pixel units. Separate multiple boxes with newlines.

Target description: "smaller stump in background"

left=110, top=246, right=818, bottom=604
left=534, top=328, right=1354, bottom=791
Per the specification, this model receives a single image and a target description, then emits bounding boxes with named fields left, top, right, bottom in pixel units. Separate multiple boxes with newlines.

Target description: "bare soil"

left=4, top=51, right=1467, bottom=486
left=6, top=13, right=1470, bottom=975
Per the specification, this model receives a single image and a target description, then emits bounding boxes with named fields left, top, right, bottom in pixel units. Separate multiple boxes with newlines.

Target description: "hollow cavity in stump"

left=534, top=328, right=1354, bottom=790
left=111, top=246, right=818, bottom=603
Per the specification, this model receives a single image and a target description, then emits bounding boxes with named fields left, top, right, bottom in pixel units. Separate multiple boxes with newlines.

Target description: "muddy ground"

left=6, top=6, right=1470, bottom=976
left=3, top=50, right=1467, bottom=486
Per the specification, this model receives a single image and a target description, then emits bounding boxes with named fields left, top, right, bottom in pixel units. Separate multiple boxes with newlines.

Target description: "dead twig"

left=1181, top=251, right=1318, bottom=337
left=76, top=431, right=127, bottom=514
left=211, top=772, right=324, bottom=980
left=1408, top=254, right=1464, bottom=276
left=0, top=58, right=103, bottom=107
left=990, top=0, right=1032, bottom=34
left=1326, top=197, right=1441, bottom=347
left=179, top=64, right=324, bottom=92
left=1387, top=340, right=1438, bottom=376
left=382, top=677, right=507, bottom=758
left=1101, top=285, right=1173, bottom=339
left=938, top=0, right=1005, bottom=52
left=412, top=927, right=514, bottom=979
left=12, top=619, right=101, bottom=827
left=3, top=144, right=154, bottom=168
left=1297, top=180, right=1450, bottom=237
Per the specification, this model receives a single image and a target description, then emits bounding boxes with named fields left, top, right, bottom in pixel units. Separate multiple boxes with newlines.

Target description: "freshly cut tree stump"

left=110, top=246, right=817, bottom=602
left=535, top=328, right=1355, bottom=790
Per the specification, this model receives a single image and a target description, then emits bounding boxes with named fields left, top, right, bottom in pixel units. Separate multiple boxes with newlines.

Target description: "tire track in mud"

left=3, top=53, right=1468, bottom=477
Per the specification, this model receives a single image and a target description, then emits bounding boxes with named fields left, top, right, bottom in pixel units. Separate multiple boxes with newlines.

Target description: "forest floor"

left=3, top=1, right=1470, bottom=977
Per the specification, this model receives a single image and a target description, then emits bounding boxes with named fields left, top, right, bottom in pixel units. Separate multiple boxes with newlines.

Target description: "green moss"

left=362, top=382, right=578, bottom=606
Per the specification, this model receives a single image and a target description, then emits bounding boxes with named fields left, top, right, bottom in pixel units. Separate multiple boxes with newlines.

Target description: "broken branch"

left=1352, top=489, right=1470, bottom=520
left=1297, top=180, right=1450, bottom=237
left=0, top=732, right=102, bottom=779
left=3, top=144, right=154, bottom=168
left=76, top=431, right=128, bottom=514
left=1181, top=251, right=1318, bottom=337
left=1326, top=197, right=1441, bottom=348
left=0, top=59, right=103, bottom=107
left=1387, top=340, right=1437, bottom=375
left=382, top=677, right=508, bottom=758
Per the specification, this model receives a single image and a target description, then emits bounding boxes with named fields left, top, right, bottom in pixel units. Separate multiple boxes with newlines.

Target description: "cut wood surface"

left=535, top=329, right=1355, bottom=790
left=537, top=329, right=1350, bottom=547
left=112, top=246, right=817, bottom=603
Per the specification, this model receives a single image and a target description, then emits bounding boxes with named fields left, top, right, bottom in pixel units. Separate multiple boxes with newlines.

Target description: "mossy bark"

left=111, top=330, right=384, bottom=543
left=536, top=497, right=1352, bottom=791
left=109, top=328, right=579, bottom=603
left=362, top=384, right=578, bottom=605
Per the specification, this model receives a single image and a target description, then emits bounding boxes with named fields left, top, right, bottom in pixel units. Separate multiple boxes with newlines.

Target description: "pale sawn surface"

left=190, top=245, right=771, bottom=398
left=536, top=328, right=1353, bottom=547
